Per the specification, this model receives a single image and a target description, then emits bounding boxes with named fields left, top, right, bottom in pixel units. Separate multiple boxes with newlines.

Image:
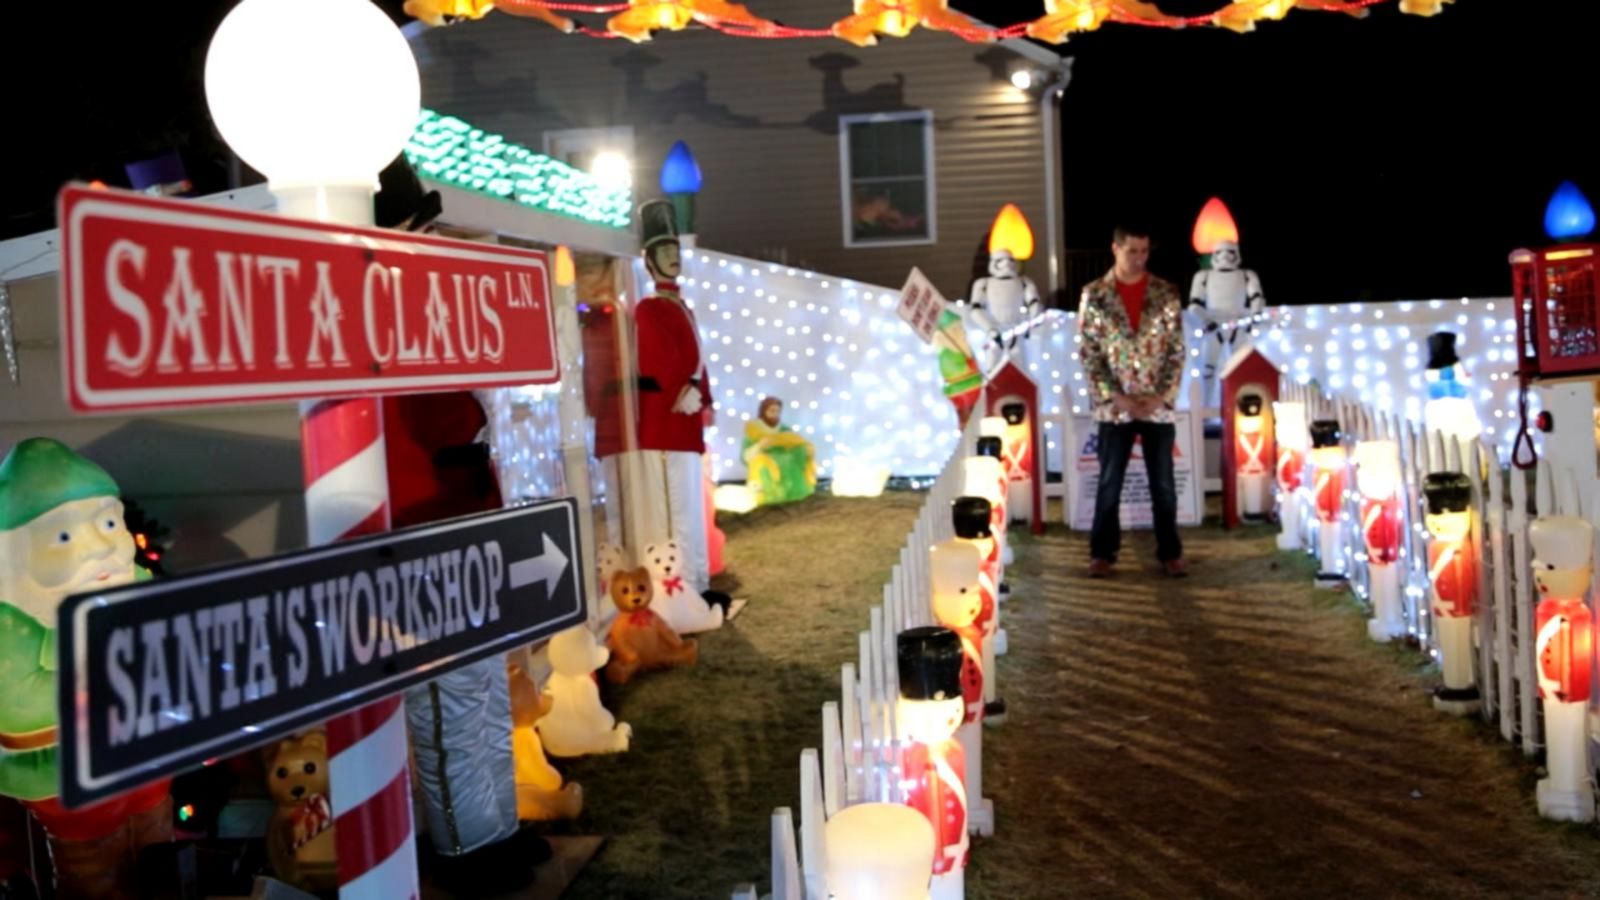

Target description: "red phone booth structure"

left=1220, top=347, right=1280, bottom=529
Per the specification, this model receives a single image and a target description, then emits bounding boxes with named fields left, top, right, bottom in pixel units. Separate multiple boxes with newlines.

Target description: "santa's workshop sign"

left=58, top=184, right=556, bottom=412
left=56, top=500, right=586, bottom=807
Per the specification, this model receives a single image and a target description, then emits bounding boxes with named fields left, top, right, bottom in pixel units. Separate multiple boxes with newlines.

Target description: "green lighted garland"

left=405, top=109, right=632, bottom=231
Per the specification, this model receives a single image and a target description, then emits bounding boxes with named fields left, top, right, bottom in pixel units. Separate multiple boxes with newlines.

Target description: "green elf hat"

left=0, top=438, right=120, bottom=531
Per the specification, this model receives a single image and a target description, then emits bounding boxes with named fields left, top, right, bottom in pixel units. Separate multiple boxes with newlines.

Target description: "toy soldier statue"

left=631, top=199, right=714, bottom=590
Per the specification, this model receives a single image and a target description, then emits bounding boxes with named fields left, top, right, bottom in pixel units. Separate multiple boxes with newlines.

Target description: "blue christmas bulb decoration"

left=1544, top=181, right=1595, bottom=242
left=659, top=140, right=703, bottom=194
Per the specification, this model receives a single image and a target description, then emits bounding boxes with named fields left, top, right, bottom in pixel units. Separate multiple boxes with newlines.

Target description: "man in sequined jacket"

left=1077, top=225, right=1189, bottom=578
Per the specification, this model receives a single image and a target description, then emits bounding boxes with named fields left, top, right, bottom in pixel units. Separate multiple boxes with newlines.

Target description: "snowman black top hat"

left=897, top=626, right=963, bottom=702
left=1426, top=331, right=1460, bottom=370
left=975, top=436, right=1002, bottom=458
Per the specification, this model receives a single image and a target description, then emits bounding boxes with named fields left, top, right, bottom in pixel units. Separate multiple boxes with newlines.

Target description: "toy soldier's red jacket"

left=1536, top=597, right=1592, bottom=703
left=634, top=286, right=712, bottom=454
left=1361, top=496, right=1402, bottom=565
left=951, top=626, right=985, bottom=725
left=901, top=739, right=969, bottom=875
left=1277, top=448, right=1303, bottom=492
left=1429, top=539, right=1477, bottom=618
left=1314, top=467, right=1344, bottom=524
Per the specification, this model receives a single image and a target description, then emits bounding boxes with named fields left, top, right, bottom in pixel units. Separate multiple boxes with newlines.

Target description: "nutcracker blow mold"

left=962, top=452, right=1009, bottom=609
left=929, top=539, right=993, bottom=837
left=631, top=198, right=713, bottom=591
left=1530, top=515, right=1596, bottom=822
left=1273, top=401, right=1308, bottom=551
left=1424, top=472, right=1481, bottom=716
left=0, top=439, right=171, bottom=899
left=1233, top=394, right=1270, bottom=519
left=1355, top=440, right=1406, bottom=642
left=973, top=433, right=1013, bottom=569
left=895, top=627, right=969, bottom=900
left=1309, top=420, right=1347, bottom=588
left=952, top=496, right=1004, bottom=721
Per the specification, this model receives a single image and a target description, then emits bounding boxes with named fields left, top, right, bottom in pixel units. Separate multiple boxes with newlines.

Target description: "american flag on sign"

left=898, top=267, right=948, bottom=344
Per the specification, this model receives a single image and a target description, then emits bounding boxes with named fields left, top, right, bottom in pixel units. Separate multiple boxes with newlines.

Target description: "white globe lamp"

left=205, top=0, right=420, bottom=225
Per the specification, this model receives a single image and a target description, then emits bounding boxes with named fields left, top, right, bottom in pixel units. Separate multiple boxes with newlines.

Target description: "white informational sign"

left=897, top=267, right=946, bottom=344
left=1064, top=411, right=1204, bottom=530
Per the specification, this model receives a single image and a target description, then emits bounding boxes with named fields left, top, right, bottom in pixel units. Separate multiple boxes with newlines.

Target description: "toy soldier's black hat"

left=1237, top=394, right=1263, bottom=417
left=1001, top=403, right=1026, bottom=425
left=952, top=496, right=992, bottom=540
left=1423, top=472, right=1472, bottom=514
left=638, top=198, right=679, bottom=251
left=897, top=627, right=963, bottom=702
left=1309, top=420, right=1341, bottom=449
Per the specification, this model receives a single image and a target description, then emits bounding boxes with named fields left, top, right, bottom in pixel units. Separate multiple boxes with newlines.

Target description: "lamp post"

left=824, top=802, right=936, bottom=900
left=1273, top=401, right=1307, bottom=550
left=205, top=2, right=422, bottom=897
left=1424, top=472, right=1481, bottom=716
left=1529, top=515, right=1596, bottom=823
left=1355, top=440, right=1405, bottom=641
left=1309, top=420, right=1347, bottom=588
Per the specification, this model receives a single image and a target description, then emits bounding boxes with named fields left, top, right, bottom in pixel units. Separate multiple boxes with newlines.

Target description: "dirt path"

left=972, top=520, right=1600, bottom=899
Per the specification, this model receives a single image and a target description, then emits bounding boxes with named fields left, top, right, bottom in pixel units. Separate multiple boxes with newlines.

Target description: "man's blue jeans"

left=1089, top=420, right=1183, bottom=563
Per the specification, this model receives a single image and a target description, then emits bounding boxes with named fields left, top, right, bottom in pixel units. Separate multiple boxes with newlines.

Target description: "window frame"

left=838, top=110, right=937, bottom=249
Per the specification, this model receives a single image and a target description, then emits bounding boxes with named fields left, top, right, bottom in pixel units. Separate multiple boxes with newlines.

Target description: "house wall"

left=0, top=274, right=306, bottom=570
left=411, top=4, right=1057, bottom=302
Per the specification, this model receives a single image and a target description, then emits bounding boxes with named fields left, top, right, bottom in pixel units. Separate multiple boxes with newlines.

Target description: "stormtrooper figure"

left=1188, top=239, right=1264, bottom=404
left=968, top=249, right=1042, bottom=374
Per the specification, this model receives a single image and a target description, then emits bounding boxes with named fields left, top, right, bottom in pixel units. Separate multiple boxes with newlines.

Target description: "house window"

left=543, top=126, right=636, bottom=188
left=840, top=111, right=936, bottom=248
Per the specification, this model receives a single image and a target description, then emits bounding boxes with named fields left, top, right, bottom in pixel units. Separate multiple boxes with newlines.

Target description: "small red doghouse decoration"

left=1220, top=346, right=1280, bottom=529
left=985, top=361, right=1045, bottom=535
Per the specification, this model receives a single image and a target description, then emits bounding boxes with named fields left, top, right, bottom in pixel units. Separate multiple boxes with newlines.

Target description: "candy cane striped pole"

left=300, top=396, right=420, bottom=900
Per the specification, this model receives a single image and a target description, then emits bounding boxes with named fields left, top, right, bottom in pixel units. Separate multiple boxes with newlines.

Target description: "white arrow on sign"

left=509, top=533, right=570, bottom=595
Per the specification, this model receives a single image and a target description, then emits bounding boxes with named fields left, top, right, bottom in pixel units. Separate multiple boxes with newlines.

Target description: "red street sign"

left=59, top=185, right=558, bottom=413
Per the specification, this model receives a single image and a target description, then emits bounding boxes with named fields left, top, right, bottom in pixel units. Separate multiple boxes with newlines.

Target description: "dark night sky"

left=4, top=0, right=1594, bottom=304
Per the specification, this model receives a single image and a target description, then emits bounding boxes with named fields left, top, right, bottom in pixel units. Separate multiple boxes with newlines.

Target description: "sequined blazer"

left=1076, top=269, right=1187, bottom=424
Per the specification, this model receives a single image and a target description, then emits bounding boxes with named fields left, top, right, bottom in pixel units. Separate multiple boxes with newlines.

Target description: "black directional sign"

left=57, top=498, right=586, bottom=807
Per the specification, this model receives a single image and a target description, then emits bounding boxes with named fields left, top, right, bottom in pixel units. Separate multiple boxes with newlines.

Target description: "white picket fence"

left=1280, top=380, right=1600, bottom=760
left=733, top=397, right=984, bottom=900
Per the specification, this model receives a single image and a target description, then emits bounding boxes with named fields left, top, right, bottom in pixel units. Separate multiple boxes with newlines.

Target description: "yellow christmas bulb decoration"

left=1213, top=0, right=1369, bottom=32
left=832, top=0, right=993, bottom=47
left=1026, top=0, right=1180, bottom=43
left=1212, top=0, right=1294, bottom=32
left=608, top=0, right=780, bottom=42
left=988, top=204, right=1034, bottom=260
left=555, top=245, right=576, bottom=287
left=403, top=0, right=497, bottom=26
left=1399, top=0, right=1452, bottom=14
